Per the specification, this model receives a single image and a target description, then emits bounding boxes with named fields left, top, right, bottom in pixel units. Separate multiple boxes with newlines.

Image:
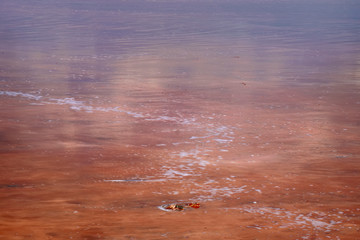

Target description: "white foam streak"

left=0, top=91, right=42, bottom=100
left=241, top=207, right=338, bottom=231
left=1, top=90, right=147, bottom=118
left=164, top=169, right=193, bottom=178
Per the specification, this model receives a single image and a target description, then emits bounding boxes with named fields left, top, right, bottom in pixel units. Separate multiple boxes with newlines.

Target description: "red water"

left=1, top=0, right=360, bottom=239
left=1, top=79, right=359, bottom=239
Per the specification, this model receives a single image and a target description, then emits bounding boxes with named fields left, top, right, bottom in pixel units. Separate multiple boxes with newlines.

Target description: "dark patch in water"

left=0, top=184, right=24, bottom=188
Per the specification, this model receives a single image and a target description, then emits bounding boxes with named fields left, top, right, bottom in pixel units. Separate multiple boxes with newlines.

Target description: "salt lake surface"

left=1, top=0, right=360, bottom=239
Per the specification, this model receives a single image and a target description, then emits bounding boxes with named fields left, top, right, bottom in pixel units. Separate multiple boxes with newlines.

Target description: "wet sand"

left=1, top=0, right=360, bottom=239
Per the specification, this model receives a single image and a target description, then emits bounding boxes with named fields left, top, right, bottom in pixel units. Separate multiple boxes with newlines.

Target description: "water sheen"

left=1, top=0, right=360, bottom=239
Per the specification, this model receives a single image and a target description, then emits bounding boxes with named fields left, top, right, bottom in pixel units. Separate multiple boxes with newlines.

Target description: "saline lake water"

left=1, top=0, right=360, bottom=239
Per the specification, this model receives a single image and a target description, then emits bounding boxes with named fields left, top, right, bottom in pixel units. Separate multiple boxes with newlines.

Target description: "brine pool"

left=1, top=0, right=360, bottom=239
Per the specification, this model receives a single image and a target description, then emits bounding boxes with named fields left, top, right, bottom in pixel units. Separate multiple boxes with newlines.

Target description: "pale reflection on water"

left=1, top=0, right=360, bottom=239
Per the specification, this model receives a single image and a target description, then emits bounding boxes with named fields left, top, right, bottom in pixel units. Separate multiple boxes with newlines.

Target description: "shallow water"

left=1, top=0, right=360, bottom=239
